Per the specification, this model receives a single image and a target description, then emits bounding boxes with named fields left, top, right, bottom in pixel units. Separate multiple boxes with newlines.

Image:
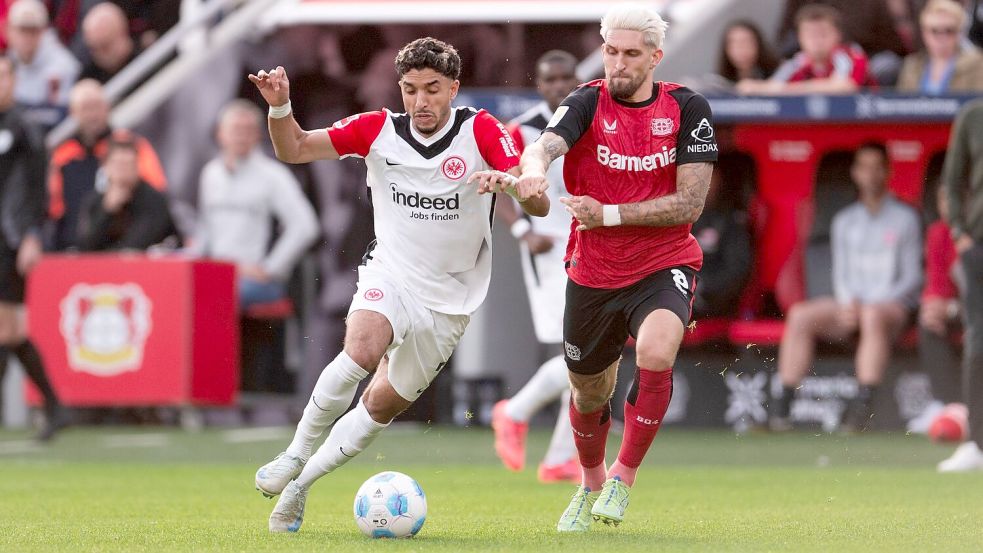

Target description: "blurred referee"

left=0, top=56, right=65, bottom=441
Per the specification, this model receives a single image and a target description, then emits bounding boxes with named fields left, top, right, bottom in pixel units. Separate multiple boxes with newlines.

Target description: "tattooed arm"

left=562, top=163, right=713, bottom=231
left=619, top=162, right=713, bottom=226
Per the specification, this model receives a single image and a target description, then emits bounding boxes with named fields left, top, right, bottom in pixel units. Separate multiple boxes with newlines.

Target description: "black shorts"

left=563, top=266, right=697, bottom=375
left=0, top=247, right=24, bottom=303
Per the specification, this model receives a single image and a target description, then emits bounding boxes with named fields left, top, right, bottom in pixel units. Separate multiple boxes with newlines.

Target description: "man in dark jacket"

left=77, top=134, right=177, bottom=251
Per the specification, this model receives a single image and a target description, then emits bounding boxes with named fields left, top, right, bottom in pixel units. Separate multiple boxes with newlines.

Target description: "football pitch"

left=1, top=425, right=981, bottom=552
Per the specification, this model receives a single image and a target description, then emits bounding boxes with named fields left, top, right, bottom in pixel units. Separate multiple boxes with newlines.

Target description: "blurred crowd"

left=1, top=0, right=982, bottom=437
left=690, top=0, right=983, bottom=95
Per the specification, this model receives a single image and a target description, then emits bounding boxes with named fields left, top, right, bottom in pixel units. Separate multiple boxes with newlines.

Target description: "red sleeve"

left=507, top=122, right=525, bottom=154
left=473, top=110, right=520, bottom=172
left=325, top=111, right=387, bottom=158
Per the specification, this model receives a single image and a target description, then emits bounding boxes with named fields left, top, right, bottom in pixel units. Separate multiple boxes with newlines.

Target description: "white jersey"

left=327, top=107, right=520, bottom=315
left=508, top=102, right=572, bottom=343
left=509, top=102, right=570, bottom=241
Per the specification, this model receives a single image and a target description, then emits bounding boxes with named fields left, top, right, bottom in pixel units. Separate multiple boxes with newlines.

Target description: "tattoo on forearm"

left=619, top=163, right=713, bottom=227
left=542, top=134, right=569, bottom=163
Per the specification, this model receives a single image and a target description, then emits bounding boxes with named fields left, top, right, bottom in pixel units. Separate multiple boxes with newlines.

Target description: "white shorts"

left=518, top=241, right=567, bottom=344
left=348, top=263, right=469, bottom=402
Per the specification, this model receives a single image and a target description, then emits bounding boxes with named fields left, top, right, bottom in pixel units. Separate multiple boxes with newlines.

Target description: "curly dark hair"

left=394, top=37, right=461, bottom=80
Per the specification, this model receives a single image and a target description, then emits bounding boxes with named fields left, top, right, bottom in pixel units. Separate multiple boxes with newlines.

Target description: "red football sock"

left=569, top=400, right=611, bottom=491
left=610, top=368, right=673, bottom=487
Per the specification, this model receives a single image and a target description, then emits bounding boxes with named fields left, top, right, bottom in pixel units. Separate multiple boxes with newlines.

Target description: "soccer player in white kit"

left=491, top=50, right=582, bottom=483
left=248, top=38, right=549, bottom=533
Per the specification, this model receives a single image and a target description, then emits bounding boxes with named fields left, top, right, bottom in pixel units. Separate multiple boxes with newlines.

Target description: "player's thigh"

left=633, top=309, right=685, bottom=370
left=345, top=264, right=409, bottom=369
left=563, top=279, right=628, bottom=376
left=386, top=308, right=468, bottom=403
left=623, top=267, right=696, bottom=369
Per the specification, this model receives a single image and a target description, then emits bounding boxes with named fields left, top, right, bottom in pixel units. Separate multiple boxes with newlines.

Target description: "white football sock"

left=286, top=351, right=369, bottom=459
left=543, top=389, right=577, bottom=466
left=505, top=354, right=569, bottom=421
left=295, top=400, right=388, bottom=489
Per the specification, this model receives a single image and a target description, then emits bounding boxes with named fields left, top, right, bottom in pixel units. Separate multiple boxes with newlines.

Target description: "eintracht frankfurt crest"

left=59, top=283, right=152, bottom=376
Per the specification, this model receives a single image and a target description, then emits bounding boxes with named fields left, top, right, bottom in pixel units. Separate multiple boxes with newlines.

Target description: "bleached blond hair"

left=600, top=3, right=669, bottom=50
left=920, top=0, right=965, bottom=28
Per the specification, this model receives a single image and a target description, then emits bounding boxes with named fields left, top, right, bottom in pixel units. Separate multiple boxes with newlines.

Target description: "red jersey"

left=545, top=79, right=718, bottom=289
left=772, top=43, right=875, bottom=87
left=923, top=220, right=958, bottom=300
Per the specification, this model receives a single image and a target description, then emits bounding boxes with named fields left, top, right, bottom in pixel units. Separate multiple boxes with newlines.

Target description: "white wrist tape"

left=510, top=219, right=532, bottom=239
left=602, top=204, right=621, bottom=227
left=268, top=101, right=292, bottom=119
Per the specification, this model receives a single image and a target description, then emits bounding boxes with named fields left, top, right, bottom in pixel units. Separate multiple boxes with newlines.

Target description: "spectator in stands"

left=897, top=0, right=983, bottom=93
left=192, top=100, right=318, bottom=309
left=939, top=98, right=983, bottom=472
left=969, top=0, right=983, bottom=48
left=691, top=169, right=752, bottom=318
left=79, top=2, right=136, bottom=85
left=5, top=0, right=79, bottom=129
left=737, top=4, right=874, bottom=95
left=0, top=56, right=66, bottom=441
left=778, top=0, right=912, bottom=84
left=911, top=184, right=963, bottom=431
left=771, top=143, right=922, bottom=432
left=48, top=79, right=166, bottom=250
left=720, top=20, right=779, bottom=83
left=76, top=134, right=177, bottom=251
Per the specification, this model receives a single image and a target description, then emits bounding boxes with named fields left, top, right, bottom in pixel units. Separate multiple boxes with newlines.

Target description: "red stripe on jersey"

left=473, top=110, right=520, bottom=172
left=326, top=111, right=388, bottom=158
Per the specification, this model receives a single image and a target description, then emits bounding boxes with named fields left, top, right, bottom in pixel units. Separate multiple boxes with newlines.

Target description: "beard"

left=608, top=72, right=649, bottom=100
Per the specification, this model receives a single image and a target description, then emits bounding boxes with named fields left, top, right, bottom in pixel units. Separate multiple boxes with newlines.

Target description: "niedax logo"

left=690, top=118, right=714, bottom=143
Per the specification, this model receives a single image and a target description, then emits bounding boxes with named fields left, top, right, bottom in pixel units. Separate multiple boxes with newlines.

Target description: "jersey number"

left=671, top=269, right=689, bottom=295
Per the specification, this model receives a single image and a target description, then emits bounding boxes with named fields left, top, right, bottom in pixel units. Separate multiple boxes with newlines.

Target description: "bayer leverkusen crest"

left=59, top=283, right=152, bottom=377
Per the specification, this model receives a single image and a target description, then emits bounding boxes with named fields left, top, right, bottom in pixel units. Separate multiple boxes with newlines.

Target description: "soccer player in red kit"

left=247, top=38, right=549, bottom=533
left=476, top=3, right=718, bottom=531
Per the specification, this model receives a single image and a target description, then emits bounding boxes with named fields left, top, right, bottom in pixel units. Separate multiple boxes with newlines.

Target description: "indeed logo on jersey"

left=390, top=184, right=460, bottom=210
left=596, top=144, right=676, bottom=172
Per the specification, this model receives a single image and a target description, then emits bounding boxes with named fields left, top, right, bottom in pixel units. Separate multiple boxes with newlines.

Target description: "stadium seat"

left=244, top=298, right=295, bottom=320
left=727, top=319, right=785, bottom=347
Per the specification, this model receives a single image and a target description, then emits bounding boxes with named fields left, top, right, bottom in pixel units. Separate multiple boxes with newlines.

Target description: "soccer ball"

left=353, top=471, right=427, bottom=538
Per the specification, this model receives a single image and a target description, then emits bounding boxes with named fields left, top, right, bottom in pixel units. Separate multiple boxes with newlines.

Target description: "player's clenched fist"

left=560, top=195, right=603, bottom=231
left=247, top=66, right=291, bottom=107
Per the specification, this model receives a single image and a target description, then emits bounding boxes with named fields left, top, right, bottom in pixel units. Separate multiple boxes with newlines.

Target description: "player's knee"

left=785, top=302, right=810, bottom=330
left=859, top=306, right=889, bottom=332
left=571, top=388, right=609, bottom=414
left=569, top=372, right=614, bottom=413
left=361, top=388, right=404, bottom=424
left=634, top=342, right=676, bottom=370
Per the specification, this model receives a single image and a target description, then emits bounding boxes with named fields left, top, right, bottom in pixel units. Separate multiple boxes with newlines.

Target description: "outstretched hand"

left=468, top=170, right=548, bottom=203
left=247, top=66, right=291, bottom=107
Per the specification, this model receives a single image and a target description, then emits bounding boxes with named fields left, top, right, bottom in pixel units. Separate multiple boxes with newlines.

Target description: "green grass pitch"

left=1, top=425, right=981, bottom=552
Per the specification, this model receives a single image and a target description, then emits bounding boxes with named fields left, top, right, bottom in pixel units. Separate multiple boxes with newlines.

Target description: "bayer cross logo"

left=651, top=117, right=673, bottom=136
left=441, top=156, right=467, bottom=180
left=364, top=288, right=384, bottom=301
